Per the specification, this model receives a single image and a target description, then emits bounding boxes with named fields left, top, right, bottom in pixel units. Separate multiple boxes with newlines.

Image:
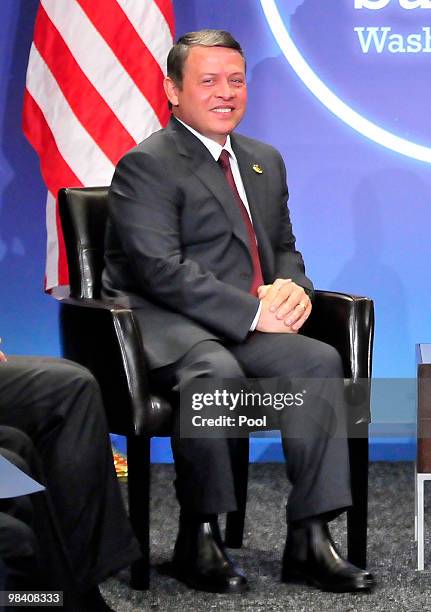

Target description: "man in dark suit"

left=0, top=350, right=141, bottom=610
left=102, top=29, right=374, bottom=594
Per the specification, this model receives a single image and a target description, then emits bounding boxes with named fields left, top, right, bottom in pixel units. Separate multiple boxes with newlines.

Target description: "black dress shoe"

left=281, top=520, right=375, bottom=593
left=170, top=515, right=248, bottom=594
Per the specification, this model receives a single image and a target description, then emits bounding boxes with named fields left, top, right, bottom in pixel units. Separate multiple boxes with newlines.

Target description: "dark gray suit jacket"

left=102, top=117, right=313, bottom=369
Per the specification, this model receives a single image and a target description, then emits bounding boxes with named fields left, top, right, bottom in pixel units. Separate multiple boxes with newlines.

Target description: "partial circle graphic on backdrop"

left=260, top=0, right=431, bottom=164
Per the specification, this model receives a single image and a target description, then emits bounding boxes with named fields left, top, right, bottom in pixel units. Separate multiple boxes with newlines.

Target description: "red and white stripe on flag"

left=23, top=0, right=174, bottom=291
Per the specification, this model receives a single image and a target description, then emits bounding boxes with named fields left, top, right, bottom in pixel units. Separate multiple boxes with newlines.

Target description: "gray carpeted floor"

left=101, top=462, right=431, bottom=611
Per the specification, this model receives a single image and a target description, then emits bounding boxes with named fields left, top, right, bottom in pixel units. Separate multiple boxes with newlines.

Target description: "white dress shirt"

left=176, top=119, right=253, bottom=220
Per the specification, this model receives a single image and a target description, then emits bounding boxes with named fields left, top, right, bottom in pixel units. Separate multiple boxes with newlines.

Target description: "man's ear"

left=163, top=77, right=180, bottom=107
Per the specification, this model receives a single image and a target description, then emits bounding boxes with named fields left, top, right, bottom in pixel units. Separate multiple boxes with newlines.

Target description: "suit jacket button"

left=240, top=272, right=251, bottom=280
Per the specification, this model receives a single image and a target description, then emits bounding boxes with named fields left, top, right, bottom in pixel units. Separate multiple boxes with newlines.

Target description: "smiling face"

left=164, top=45, right=247, bottom=145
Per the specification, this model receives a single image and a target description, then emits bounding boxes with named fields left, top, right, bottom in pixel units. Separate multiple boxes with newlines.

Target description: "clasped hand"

left=256, top=278, right=312, bottom=333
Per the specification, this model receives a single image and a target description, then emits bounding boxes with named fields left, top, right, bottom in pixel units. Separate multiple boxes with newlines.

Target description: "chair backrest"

left=58, top=186, right=109, bottom=299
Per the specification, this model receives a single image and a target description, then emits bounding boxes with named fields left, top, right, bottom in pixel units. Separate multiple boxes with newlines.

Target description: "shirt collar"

left=175, top=117, right=237, bottom=163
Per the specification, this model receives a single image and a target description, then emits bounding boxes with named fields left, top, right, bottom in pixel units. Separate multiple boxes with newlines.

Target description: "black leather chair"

left=57, top=186, right=374, bottom=589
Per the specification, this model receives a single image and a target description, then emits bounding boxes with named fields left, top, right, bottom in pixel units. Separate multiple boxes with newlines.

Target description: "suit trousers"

left=151, top=333, right=352, bottom=522
left=0, top=357, right=140, bottom=592
left=0, top=426, right=77, bottom=600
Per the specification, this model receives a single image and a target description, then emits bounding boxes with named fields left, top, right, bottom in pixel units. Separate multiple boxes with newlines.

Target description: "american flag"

left=23, top=0, right=174, bottom=291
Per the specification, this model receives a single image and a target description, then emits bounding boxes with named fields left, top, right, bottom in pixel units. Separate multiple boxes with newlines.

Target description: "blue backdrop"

left=1, top=0, right=430, bottom=437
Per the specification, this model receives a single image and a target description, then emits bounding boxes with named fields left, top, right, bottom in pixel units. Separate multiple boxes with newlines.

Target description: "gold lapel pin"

left=252, top=164, right=263, bottom=174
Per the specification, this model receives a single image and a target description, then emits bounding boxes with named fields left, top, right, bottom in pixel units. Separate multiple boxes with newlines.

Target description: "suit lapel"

left=168, top=119, right=276, bottom=281
left=168, top=118, right=250, bottom=252
left=190, top=154, right=251, bottom=251
left=231, top=136, right=274, bottom=281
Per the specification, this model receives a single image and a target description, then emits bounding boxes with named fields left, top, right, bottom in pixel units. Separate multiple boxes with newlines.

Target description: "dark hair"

left=167, top=29, right=245, bottom=87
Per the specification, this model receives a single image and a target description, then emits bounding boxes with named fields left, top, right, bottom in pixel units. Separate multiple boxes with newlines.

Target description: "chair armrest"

left=302, top=290, right=374, bottom=380
left=59, top=297, right=171, bottom=436
left=302, top=290, right=374, bottom=428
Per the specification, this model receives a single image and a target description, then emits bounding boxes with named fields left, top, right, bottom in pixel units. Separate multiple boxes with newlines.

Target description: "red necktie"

left=218, top=149, right=264, bottom=296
